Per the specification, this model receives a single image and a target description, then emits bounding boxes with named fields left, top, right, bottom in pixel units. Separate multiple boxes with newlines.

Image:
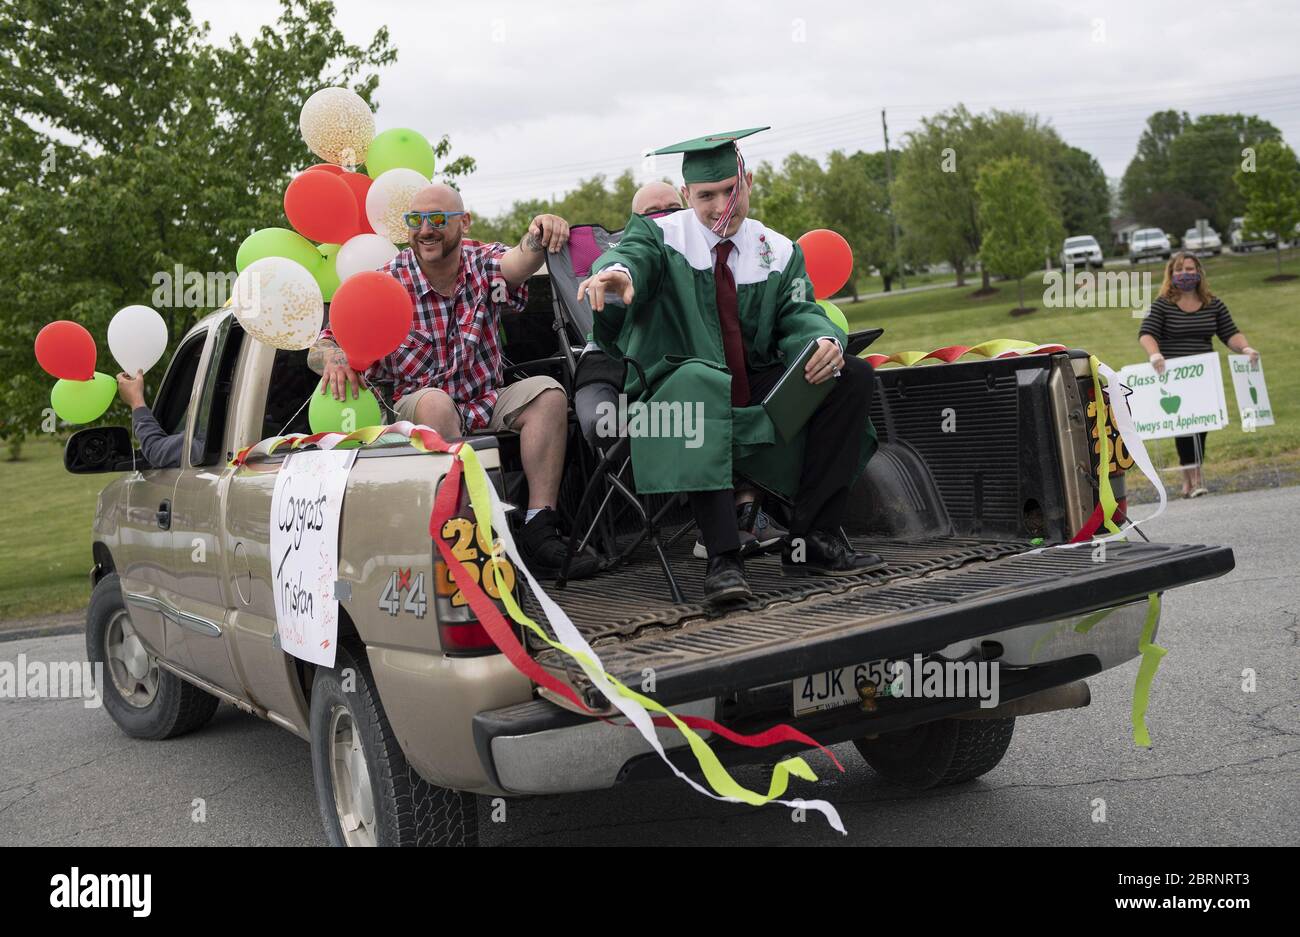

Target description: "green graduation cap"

left=653, top=127, right=770, bottom=183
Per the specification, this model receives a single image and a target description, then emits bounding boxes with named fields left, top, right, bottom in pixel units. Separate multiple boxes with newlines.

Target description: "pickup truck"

left=66, top=276, right=1235, bottom=846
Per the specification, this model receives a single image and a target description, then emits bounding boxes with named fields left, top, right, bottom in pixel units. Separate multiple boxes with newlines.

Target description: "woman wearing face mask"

left=1138, top=251, right=1259, bottom=498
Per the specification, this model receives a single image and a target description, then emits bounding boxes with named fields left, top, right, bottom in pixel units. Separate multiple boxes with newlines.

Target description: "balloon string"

left=273, top=392, right=313, bottom=439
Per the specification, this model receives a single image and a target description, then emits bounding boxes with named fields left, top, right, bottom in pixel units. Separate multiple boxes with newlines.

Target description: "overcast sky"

left=191, top=0, right=1300, bottom=218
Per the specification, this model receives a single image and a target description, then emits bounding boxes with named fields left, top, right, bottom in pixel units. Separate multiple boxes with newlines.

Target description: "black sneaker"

left=703, top=551, right=752, bottom=607
left=737, top=500, right=788, bottom=553
left=692, top=501, right=783, bottom=559
left=518, top=508, right=602, bottom=581
left=781, top=529, right=886, bottom=577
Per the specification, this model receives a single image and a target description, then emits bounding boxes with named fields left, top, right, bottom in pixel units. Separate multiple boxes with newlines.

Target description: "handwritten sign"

left=1226, top=355, right=1274, bottom=429
left=1116, top=352, right=1227, bottom=440
left=270, top=449, right=356, bottom=667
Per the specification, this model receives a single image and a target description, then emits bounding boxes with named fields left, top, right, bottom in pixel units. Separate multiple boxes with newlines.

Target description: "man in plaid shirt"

left=308, top=183, right=600, bottom=580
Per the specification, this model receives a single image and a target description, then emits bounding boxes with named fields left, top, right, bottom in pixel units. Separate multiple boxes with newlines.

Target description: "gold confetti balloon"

left=299, top=87, right=374, bottom=168
left=230, top=257, right=324, bottom=351
left=365, top=168, right=429, bottom=245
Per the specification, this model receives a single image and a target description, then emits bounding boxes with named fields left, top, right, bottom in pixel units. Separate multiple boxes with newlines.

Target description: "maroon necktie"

left=713, top=240, right=750, bottom=405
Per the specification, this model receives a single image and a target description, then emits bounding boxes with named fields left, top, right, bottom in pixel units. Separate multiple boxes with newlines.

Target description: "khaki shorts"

left=393, top=376, right=564, bottom=434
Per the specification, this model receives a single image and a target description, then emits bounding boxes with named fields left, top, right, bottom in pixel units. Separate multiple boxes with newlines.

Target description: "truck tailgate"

left=534, top=540, right=1233, bottom=706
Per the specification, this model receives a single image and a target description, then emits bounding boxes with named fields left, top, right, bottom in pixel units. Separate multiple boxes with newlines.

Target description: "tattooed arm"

left=308, top=338, right=361, bottom=401
left=497, top=213, right=570, bottom=289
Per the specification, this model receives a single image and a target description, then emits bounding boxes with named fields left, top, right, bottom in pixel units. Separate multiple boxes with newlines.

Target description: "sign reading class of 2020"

left=270, top=449, right=356, bottom=667
left=1226, top=355, right=1274, bottom=428
left=1116, top=352, right=1228, bottom=441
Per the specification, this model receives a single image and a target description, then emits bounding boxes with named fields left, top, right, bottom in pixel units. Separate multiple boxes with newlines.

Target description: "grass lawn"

left=0, top=435, right=104, bottom=620
left=1, top=249, right=1295, bottom=622
left=841, top=248, right=1300, bottom=482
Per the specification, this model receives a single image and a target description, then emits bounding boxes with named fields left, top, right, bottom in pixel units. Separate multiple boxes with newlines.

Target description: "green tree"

left=749, top=153, right=826, bottom=243
left=0, top=0, right=473, bottom=457
left=820, top=150, right=895, bottom=296
left=895, top=105, right=1069, bottom=289
left=1121, top=110, right=1280, bottom=233
left=1234, top=140, right=1300, bottom=275
left=1052, top=145, right=1110, bottom=246
left=977, top=157, right=1062, bottom=311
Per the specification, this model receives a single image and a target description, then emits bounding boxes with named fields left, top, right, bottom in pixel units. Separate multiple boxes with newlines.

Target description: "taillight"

left=432, top=471, right=518, bottom=656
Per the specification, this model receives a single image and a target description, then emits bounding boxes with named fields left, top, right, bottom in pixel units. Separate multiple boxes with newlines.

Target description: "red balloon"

left=284, top=171, right=360, bottom=244
left=35, top=320, right=96, bottom=380
left=338, top=172, right=375, bottom=235
left=303, top=163, right=345, bottom=175
left=328, top=272, right=413, bottom=370
left=797, top=229, right=853, bottom=300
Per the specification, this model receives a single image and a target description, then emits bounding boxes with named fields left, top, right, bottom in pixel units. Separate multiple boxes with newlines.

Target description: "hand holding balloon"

left=116, top=370, right=147, bottom=410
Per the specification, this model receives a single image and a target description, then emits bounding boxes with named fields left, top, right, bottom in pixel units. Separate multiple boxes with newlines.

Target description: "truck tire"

left=853, top=716, right=1015, bottom=790
left=310, top=642, right=479, bottom=847
left=86, top=573, right=220, bottom=740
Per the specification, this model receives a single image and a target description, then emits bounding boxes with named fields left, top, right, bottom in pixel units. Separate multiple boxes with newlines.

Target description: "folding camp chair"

left=544, top=222, right=693, bottom=602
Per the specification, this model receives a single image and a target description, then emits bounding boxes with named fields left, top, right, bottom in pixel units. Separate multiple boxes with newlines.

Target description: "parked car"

left=1229, top=217, right=1277, bottom=252
left=1060, top=235, right=1104, bottom=269
left=1182, top=226, right=1222, bottom=256
left=1128, top=228, right=1171, bottom=264
left=66, top=284, right=1235, bottom=846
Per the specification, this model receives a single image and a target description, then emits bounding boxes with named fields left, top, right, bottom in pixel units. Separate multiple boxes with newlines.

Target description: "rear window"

left=262, top=349, right=319, bottom=439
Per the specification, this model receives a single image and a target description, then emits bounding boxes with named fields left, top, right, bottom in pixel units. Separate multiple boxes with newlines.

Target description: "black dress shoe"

left=518, top=508, right=602, bottom=581
left=703, top=551, right=752, bottom=607
left=781, top=529, right=887, bottom=577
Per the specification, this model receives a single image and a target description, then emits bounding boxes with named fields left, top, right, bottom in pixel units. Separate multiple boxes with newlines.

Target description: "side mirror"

left=64, top=426, right=145, bottom=473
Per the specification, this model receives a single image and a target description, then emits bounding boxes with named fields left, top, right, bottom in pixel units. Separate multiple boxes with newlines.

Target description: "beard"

left=416, top=229, right=462, bottom=261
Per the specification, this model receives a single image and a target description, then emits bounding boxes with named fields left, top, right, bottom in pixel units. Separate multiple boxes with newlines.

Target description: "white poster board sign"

left=270, top=449, right=356, bottom=667
left=1226, top=355, right=1274, bottom=429
left=1116, top=352, right=1228, bottom=440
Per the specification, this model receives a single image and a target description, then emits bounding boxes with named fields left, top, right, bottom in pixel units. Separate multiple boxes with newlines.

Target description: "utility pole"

left=881, top=108, right=906, bottom=290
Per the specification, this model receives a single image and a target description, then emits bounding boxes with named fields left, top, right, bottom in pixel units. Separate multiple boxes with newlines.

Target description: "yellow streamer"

left=1132, top=593, right=1167, bottom=747
left=455, top=444, right=823, bottom=807
left=1089, top=355, right=1122, bottom=535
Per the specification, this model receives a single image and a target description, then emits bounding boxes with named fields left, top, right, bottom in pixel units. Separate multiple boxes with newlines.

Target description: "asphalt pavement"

left=1, top=485, right=1295, bottom=846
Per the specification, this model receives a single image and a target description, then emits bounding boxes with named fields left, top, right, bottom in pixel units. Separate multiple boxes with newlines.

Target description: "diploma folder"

left=760, top=340, right=834, bottom=444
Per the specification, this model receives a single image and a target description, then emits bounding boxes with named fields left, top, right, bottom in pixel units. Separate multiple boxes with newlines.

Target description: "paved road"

left=2, top=486, right=1295, bottom=846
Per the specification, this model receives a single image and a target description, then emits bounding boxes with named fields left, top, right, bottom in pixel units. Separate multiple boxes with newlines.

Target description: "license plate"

left=793, top=660, right=890, bottom=716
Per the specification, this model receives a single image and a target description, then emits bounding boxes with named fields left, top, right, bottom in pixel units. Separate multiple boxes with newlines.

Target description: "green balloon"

left=817, top=298, right=850, bottom=334
left=314, top=243, right=341, bottom=302
left=365, top=128, right=435, bottom=180
left=51, top=372, right=116, bottom=424
left=308, top=386, right=383, bottom=434
left=236, top=227, right=323, bottom=274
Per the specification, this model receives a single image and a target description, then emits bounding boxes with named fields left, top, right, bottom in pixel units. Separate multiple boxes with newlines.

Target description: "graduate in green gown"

left=577, top=128, right=884, bottom=605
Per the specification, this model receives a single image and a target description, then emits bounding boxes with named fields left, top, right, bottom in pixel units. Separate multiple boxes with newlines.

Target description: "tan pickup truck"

left=66, top=292, right=1235, bottom=846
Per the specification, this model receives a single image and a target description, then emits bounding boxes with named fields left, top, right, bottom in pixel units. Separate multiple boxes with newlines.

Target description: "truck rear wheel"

left=309, top=642, right=479, bottom=847
left=853, top=716, right=1015, bottom=790
left=86, top=573, right=220, bottom=740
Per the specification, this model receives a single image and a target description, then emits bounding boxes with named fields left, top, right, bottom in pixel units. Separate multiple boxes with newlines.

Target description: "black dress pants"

left=690, top=353, right=875, bottom=557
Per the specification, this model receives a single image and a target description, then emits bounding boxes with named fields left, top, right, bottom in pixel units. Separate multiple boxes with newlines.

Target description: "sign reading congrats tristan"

left=1116, top=352, right=1228, bottom=440
left=1227, top=355, right=1274, bottom=428
left=270, top=449, right=356, bottom=667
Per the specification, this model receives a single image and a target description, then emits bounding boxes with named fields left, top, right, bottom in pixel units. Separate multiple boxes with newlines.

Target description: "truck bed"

left=525, top=533, right=1234, bottom=707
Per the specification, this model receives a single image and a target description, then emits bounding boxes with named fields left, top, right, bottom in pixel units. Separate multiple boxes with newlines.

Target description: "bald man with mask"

left=309, top=183, right=601, bottom=580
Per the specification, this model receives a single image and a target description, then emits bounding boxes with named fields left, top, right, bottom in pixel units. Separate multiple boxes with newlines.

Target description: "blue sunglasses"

left=403, top=210, right=467, bottom=230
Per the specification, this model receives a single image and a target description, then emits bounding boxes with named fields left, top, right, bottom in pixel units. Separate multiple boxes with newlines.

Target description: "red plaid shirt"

left=320, top=240, right=528, bottom=431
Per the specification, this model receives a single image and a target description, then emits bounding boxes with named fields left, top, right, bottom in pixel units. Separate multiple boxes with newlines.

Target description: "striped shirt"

left=1138, top=295, right=1239, bottom=359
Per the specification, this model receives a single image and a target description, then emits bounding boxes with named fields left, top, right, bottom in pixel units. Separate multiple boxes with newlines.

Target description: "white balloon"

left=229, top=257, right=323, bottom=351
left=107, top=304, right=168, bottom=375
left=336, top=234, right=400, bottom=282
left=365, top=168, right=429, bottom=245
left=299, top=87, right=374, bottom=168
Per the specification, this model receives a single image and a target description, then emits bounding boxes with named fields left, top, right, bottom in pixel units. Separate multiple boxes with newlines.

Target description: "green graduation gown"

left=591, top=210, right=877, bottom=497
